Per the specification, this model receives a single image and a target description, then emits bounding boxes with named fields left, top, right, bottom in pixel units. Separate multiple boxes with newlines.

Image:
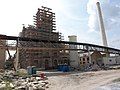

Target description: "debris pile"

left=0, top=70, right=49, bottom=90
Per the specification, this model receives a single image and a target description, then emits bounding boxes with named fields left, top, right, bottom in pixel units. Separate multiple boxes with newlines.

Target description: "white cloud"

left=87, top=0, right=98, bottom=32
left=0, top=0, right=64, bottom=36
left=87, top=0, right=110, bottom=33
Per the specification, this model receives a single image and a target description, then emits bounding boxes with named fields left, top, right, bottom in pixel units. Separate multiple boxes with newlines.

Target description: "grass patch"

left=17, top=71, right=28, bottom=77
left=112, top=78, right=120, bottom=83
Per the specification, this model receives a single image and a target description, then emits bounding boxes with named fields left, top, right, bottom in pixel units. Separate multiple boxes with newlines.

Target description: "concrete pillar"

left=0, top=40, right=6, bottom=69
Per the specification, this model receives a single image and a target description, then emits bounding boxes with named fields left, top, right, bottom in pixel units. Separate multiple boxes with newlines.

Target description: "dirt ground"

left=45, top=69, right=120, bottom=90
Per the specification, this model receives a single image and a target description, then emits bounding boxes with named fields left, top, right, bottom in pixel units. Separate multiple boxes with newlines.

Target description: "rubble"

left=0, top=70, right=49, bottom=90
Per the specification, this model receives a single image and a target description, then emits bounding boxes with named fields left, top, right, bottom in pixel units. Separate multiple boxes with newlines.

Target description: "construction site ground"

left=42, top=69, right=120, bottom=90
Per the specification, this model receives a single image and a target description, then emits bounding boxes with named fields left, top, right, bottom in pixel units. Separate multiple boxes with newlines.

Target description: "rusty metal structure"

left=34, top=6, right=56, bottom=32
left=18, top=6, right=69, bottom=69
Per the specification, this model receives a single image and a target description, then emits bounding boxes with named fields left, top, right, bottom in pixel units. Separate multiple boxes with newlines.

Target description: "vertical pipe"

left=15, top=38, right=19, bottom=71
left=96, top=2, right=108, bottom=47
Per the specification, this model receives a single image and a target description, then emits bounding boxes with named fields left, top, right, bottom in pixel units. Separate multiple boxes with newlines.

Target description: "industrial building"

left=16, top=2, right=120, bottom=70
left=0, top=2, right=120, bottom=71
left=18, top=6, right=69, bottom=69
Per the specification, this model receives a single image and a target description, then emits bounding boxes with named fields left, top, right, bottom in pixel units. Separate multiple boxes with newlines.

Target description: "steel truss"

left=0, top=35, right=120, bottom=55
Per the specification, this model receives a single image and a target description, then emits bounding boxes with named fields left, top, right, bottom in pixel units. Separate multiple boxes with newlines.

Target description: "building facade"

left=79, top=50, right=104, bottom=67
left=103, top=56, right=120, bottom=66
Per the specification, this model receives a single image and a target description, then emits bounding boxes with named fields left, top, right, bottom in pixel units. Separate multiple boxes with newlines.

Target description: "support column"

left=15, top=38, right=19, bottom=71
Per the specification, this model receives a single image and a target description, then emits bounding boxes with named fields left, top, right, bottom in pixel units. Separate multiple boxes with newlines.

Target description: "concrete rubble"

left=0, top=70, right=49, bottom=90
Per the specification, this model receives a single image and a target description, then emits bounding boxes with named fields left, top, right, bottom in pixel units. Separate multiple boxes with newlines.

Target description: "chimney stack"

left=96, top=2, right=108, bottom=46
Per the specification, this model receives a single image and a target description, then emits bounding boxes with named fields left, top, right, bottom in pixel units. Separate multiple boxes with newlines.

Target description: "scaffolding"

left=18, top=6, right=69, bottom=69
left=34, top=6, right=56, bottom=32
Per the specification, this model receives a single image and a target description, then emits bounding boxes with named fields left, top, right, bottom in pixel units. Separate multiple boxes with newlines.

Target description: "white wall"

left=116, top=56, right=120, bottom=64
left=103, top=57, right=117, bottom=66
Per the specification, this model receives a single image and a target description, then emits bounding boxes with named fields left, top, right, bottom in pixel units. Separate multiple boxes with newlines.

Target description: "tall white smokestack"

left=96, top=1, right=108, bottom=46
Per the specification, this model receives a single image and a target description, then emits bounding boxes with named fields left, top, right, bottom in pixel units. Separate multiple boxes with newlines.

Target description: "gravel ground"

left=95, top=82, right=120, bottom=90
left=44, top=69, right=120, bottom=90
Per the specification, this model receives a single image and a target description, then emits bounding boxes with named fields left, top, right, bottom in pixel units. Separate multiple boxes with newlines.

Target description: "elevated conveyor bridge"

left=0, top=35, right=120, bottom=55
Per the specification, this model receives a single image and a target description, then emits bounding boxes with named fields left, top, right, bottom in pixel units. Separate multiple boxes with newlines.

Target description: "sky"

left=0, top=0, right=120, bottom=49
